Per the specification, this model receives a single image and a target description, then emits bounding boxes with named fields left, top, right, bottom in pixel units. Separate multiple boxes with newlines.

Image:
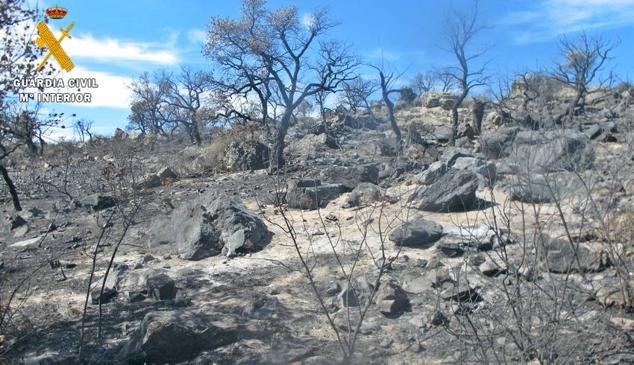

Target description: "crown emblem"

left=45, top=6, right=68, bottom=20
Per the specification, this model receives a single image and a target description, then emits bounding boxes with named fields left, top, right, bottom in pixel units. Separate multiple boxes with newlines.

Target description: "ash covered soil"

left=2, top=89, right=634, bottom=364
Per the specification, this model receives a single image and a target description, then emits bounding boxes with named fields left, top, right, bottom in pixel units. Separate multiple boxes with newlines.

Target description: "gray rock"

left=91, top=266, right=127, bottom=304
left=287, top=179, right=346, bottom=210
left=345, top=182, right=383, bottom=207
left=148, top=193, right=271, bottom=259
left=120, top=310, right=239, bottom=363
left=452, top=156, right=497, bottom=187
left=326, top=281, right=341, bottom=296
left=507, top=172, right=584, bottom=203
left=409, top=169, right=480, bottom=212
left=479, top=127, right=520, bottom=159
left=418, top=161, right=447, bottom=185
left=9, top=235, right=44, bottom=250
left=437, top=242, right=464, bottom=257
left=242, top=294, right=281, bottom=319
left=337, top=277, right=375, bottom=307
left=389, top=216, right=443, bottom=248
left=377, top=279, right=408, bottom=317
left=509, top=129, right=594, bottom=174
left=441, top=147, right=475, bottom=167
left=146, top=271, right=177, bottom=300
left=4, top=214, right=27, bottom=232
left=539, top=235, right=610, bottom=273
left=157, top=167, right=177, bottom=181
left=429, top=310, right=449, bottom=326
left=81, top=193, right=116, bottom=211
left=319, top=163, right=379, bottom=190
left=223, top=140, right=269, bottom=171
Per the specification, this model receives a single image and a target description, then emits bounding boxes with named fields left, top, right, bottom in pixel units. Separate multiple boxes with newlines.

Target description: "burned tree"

left=164, top=67, right=213, bottom=145
left=127, top=72, right=174, bottom=137
left=371, top=64, right=404, bottom=149
left=205, top=0, right=357, bottom=172
left=444, top=1, right=488, bottom=145
left=552, top=32, right=618, bottom=126
left=410, top=72, right=437, bottom=95
left=73, top=119, right=94, bottom=144
left=341, top=77, right=378, bottom=115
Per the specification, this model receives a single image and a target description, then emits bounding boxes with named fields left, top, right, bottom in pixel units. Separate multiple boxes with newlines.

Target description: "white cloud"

left=503, top=0, right=634, bottom=43
left=187, top=29, right=207, bottom=44
left=56, top=31, right=180, bottom=64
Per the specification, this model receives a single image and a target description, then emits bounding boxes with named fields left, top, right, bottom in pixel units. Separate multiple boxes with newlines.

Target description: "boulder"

left=441, top=147, right=475, bottom=167
left=319, top=163, right=379, bottom=190
left=9, top=235, right=44, bottom=250
left=120, top=310, right=239, bottom=363
left=484, top=111, right=504, bottom=128
left=157, top=167, right=177, bottom=182
left=344, top=183, right=383, bottom=208
left=452, top=157, right=497, bottom=187
left=90, top=265, right=127, bottom=304
left=418, top=161, right=447, bottom=185
left=389, top=215, right=443, bottom=248
left=146, top=271, right=177, bottom=300
left=81, top=193, right=116, bottom=211
left=540, top=235, right=610, bottom=273
left=343, top=114, right=381, bottom=129
left=409, top=169, right=480, bottom=212
left=418, top=92, right=456, bottom=110
left=479, top=127, right=520, bottom=159
left=223, top=140, right=270, bottom=171
left=286, top=133, right=335, bottom=160
left=507, top=172, right=583, bottom=203
left=287, top=179, right=346, bottom=210
left=148, top=193, right=271, bottom=259
left=377, top=279, right=408, bottom=317
left=509, top=129, right=594, bottom=173
left=3, top=214, right=27, bottom=232
left=114, top=128, right=128, bottom=140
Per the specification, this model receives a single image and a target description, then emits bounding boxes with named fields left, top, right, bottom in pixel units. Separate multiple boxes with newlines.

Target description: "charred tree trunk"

left=472, top=99, right=485, bottom=135
left=450, top=91, right=468, bottom=146
left=0, top=164, right=22, bottom=211
left=270, top=112, right=292, bottom=174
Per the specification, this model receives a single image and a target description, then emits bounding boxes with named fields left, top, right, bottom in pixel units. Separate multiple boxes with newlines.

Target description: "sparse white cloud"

left=503, top=0, right=634, bottom=44
left=187, top=29, right=207, bottom=44
left=57, top=31, right=180, bottom=64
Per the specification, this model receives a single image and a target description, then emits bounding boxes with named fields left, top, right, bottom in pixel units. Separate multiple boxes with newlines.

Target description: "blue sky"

left=29, top=0, right=634, bottom=139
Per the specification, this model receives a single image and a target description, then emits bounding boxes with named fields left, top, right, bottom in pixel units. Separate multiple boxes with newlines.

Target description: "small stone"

left=437, top=242, right=464, bottom=257
left=326, top=281, right=341, bottom=296
left=429, top=310, right=449, bottom=326
left=146, top=272, right=177, bottom=300
left=12, top=224, right=29, bottom=238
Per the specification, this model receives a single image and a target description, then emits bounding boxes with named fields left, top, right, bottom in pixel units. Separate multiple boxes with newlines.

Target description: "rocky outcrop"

left=389, top=215, right=443, bottom=248
left=344, top=182, right=384, bottom=208
left=319, top=163, right=379, bottom=190
left=148, top=193, right=271, bottom=259
left=509, top=129, right=595, bottom=173
left=119, top=310, right=239, bottom=363
left=286, top=179, right=346, bottom=210
left=409, top=169, right=480, bottom=212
